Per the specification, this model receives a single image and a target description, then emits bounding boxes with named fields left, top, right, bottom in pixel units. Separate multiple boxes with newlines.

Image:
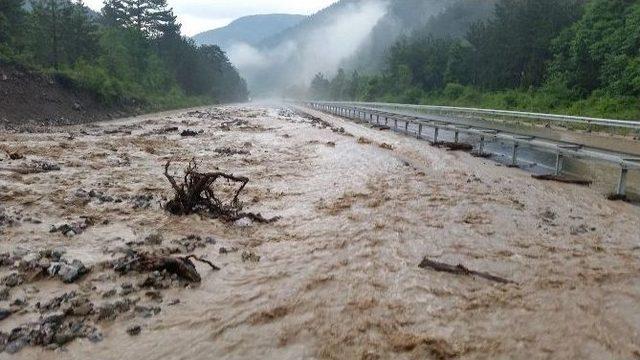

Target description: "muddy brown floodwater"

left=0, top=105, right=639, bottom=360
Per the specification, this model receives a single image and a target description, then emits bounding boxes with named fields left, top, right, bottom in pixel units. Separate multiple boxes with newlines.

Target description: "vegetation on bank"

left=307, top=0, right=640, bottom=121
left=0, top=0, right=248, bottom=110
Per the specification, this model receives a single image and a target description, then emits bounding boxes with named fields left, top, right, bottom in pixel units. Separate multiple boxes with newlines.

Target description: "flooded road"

left=364, top=105, right=640, bottom=156
left=1, top=105, right=639, bottom=359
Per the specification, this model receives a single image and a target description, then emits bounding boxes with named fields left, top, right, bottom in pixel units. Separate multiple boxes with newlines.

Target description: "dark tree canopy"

left=1, top=0, right=248, bottom=107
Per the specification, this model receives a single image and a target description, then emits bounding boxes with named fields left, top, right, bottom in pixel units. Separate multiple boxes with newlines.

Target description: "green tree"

left=310, top=73, right=330, bottom=99
left=549, top=0, right=640, bottom=96
left=27, top=0, right=98, bottom=68
left=468, top=0, right=584, bottom=89
left=103, top=0, right=179, bottom=38
left=0, top=0, right=24, bottom=50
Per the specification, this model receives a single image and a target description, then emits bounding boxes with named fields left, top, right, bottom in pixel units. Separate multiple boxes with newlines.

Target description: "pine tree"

left=0, top=0, right=25, bottom=47
left=104, top=0, right=180, bottom=38
left=28, top=0, right=97, bottom=68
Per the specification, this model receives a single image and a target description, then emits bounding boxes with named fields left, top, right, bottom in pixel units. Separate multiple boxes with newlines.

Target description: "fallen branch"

left=433, top=141, right=474, bottom=152
left=164, top=159, right=279, bottom=223
left=185, top=255, right=221, bottom=271
left=419, top=257, right=514, bottom=284
left=532, top=174, right=592, bottom=186
left=113, top=252, right=202, bottom=283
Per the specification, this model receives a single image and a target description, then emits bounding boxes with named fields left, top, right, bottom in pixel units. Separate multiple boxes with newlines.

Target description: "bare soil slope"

left=0, top=63, right=118, bottom=126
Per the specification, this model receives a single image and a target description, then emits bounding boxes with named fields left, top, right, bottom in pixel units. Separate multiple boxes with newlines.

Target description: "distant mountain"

left=240, top=0, right=458, bottom=95
left=192, top=14, right=306, bottom=50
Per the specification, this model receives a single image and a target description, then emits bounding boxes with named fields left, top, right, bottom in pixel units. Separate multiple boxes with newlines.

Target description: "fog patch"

left=227, top=0, right=388, bottom=95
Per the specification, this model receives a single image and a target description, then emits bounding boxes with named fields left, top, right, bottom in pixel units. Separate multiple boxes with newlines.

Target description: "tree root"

left=163, top=159, right=279, bottom=223
left=419, top=257, right=514, bottom=284
left=113, top=252, right=221, bottom=283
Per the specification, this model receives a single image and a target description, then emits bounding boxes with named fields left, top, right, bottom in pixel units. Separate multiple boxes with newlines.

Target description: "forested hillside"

left=241, top=0, right=455, bottom=96
left=311, top=0, right=640, bottom=120
left=0, top=0, right=247, bottom=116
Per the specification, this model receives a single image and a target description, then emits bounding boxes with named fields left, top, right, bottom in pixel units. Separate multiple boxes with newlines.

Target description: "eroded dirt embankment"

left=0, top=105, right=639, bottom=359
left=0, top=63, right=130, bottom=127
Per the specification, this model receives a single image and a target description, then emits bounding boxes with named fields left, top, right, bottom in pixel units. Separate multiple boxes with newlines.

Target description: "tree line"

left=0, top=0, right=248, bottom=106
left=308, top=0, right=640, bottom=120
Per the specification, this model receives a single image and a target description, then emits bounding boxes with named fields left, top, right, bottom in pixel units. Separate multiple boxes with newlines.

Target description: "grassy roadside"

left=371, top=84, right=640, bottom=136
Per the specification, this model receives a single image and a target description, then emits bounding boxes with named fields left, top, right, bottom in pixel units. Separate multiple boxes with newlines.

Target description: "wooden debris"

left=607, top=193, right=628, bottom=202
left=532, top=174, right=592, bottom=186
left=164, top=159, right=279, bottom=223
left=434, top=141, right=474, bottom=152
left=419, top=257, right=514, bottom=284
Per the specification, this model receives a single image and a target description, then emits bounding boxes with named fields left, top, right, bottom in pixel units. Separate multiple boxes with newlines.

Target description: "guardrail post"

left=555, top=152, right=564, bottom=175
left=511, top=143, right=519, bottom=167
left=376, top=115, right=380, bottom=125
left=433, top=127, right=439, bottom=143
left=418, top=124, right=423, bottom=139
left=479, top=136, right=485, bottom=154
left=385, top=117, right=388, bottom=126
left=394, top=119, right=398, bottom=130
left=404, top=121, right=409, bottom=134
left=616, top=167, right=629, bottom=196
left=454, top=131, right=459, bottom=143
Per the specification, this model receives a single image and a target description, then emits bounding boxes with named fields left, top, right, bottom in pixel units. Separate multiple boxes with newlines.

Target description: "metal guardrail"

left=315, top=101, right=640, bottom=130
left=304, top=101, right=640, bottom=198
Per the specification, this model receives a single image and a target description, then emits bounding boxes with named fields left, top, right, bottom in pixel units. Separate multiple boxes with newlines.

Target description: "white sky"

left=83, top=0, right=339, bottom=36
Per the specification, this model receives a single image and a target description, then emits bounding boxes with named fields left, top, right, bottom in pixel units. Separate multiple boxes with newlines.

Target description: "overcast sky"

left=83, top=0, right=338, bottom=36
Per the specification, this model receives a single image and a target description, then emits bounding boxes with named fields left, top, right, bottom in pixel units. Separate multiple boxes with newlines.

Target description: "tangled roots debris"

left=163, top=160, right=279, bottom=223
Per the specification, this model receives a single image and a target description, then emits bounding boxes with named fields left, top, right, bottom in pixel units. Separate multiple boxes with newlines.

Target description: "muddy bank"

left=0, top=63, right=140, bottom=127
left=0, top=105, right=639, bottom=359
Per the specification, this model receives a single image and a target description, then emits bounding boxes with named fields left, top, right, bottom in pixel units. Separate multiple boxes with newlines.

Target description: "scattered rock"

left=0, top=309, right=12, bottom=321
left=570, top=224, right=595, bottom=235
left=127, top=325, right=141, bottom=336
left=0, top=287, right=9, bottom=301
left=144, top=233, right=163, bottom=246
left=131, top=194, right=154, bottom=209
left=30, top=159, right=61, bottom=172
left=180, top=129, right=199, bottom=137
left=7, top=151, right=24, bottom=160
left=2, top=273, right=24, bottom=288
left=241, top=251, right=260, bottom=263
left=357, top=137, right=372, bottom=145
left=50, top=217, right=94, bottom=237
left=72, top=102, right=82, bottom=111
left=214, top=147, right=250, bottom=156
left=135, top=305, right=160, bottom=318
left=219, top=247, right=238, bottom=254
left=48, top=259, right=89, bottom=283
left=234, top=217, right=253, bottom=228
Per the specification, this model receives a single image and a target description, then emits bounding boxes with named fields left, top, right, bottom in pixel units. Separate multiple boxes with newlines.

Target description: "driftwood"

left=433, top=141, right=474, bottom=152
left=113, top=252, right=220, bottom=283
left=532, top=174, right=592, bottom=186
left=185, top=255, right=221, bottom=271
left=607, top=193, right=628, bottom=201
left=419, top=257, right=514, bottom=284
left=141, top=255, right=202, bottom=282
left=164, top=160, right=279, bottom=223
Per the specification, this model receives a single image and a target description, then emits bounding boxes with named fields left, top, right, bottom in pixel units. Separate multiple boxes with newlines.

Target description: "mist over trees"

left=311, top=0, right=640, bottom=120
left=0, top=0, right=247, bottom=107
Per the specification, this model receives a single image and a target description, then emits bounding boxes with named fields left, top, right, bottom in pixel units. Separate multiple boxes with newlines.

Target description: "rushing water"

left=346, top=106, right=640, bottom=201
